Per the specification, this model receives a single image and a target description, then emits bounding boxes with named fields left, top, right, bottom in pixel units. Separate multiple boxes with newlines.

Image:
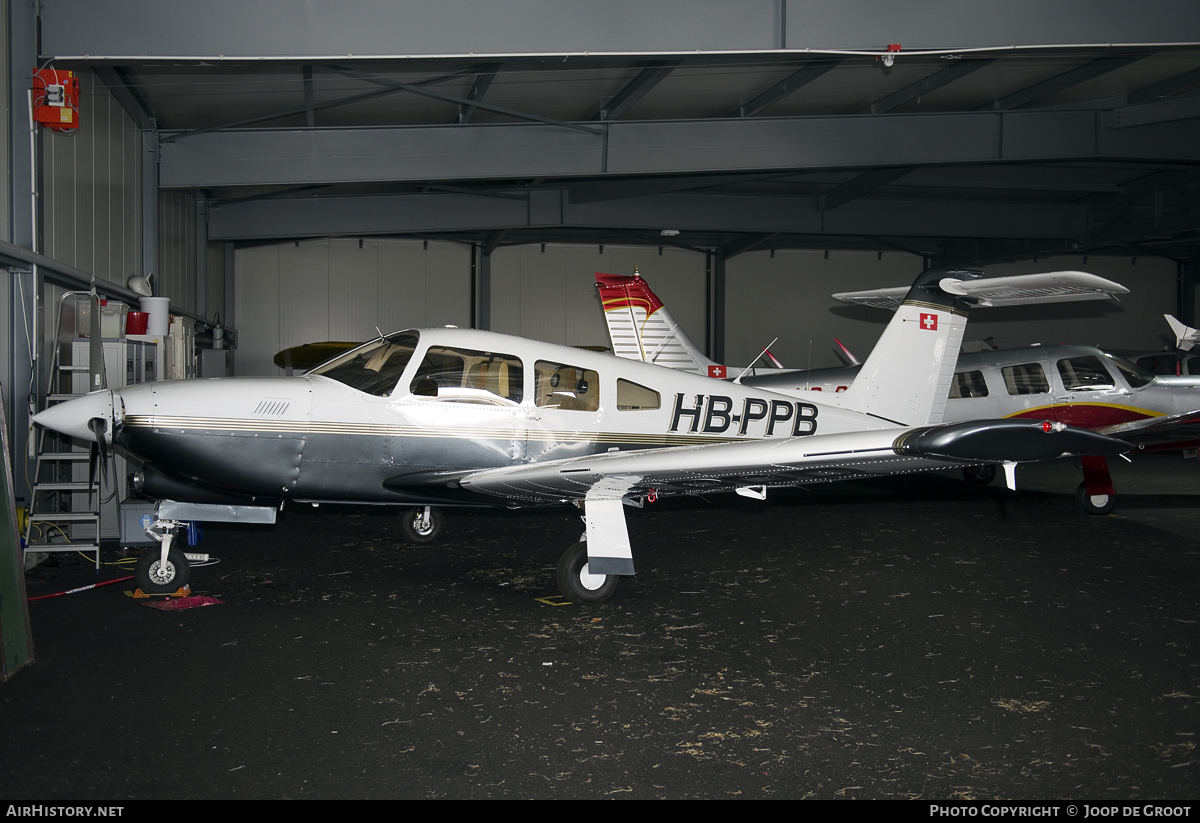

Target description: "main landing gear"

left=556, top=542, right=619, bottom=604
left=1075, top=455, right=1118, bottom=515
left=962, top=464, right=997, bottom=486
left=400, top=506, right=444, bottom=543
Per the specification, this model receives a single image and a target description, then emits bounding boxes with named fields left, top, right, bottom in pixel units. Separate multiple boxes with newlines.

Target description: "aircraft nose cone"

left=32, top=391, right=115, bottom=441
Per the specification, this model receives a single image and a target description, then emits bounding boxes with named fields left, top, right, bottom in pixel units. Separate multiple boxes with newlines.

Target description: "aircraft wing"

left=460, top=419, right=1129, bottom=505
left=833, top=271, right=1128, bottom=310
left=1097, top=408, right=1200, bottom=449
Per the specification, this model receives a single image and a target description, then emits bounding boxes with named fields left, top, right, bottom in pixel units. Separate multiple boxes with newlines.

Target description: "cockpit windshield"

left=309, top=332, right=420, bottom=396
left=1104, top=352, right=1155, bottom=389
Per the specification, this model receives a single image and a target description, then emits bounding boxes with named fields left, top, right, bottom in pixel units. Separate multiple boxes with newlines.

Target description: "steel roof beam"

left=592, top=61, right=680, bottom=121
left=207, top=189, right=1087, bottom=242
left=160, top=109, right=1200, bottom=188
left=859, top=58, right=995, bottom=114
left=819, top=166, right=917, bottom=211
left=726, top=59, right=842, bottom=118
left=458, top=64, right=501, bottom=124
left=93, top=65, right=155, bottom=129
left=1129, top=67, right=1200, bottom=105
left=978, top=54, right=1144, bottom=111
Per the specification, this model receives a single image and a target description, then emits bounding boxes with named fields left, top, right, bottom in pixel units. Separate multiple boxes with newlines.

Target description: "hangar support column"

left=7, top=0, right=38, bottom=500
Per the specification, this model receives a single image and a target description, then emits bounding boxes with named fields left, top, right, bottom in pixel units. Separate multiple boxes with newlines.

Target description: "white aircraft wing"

left=460, top=419, right=1129, bottom=506
left=833, top=271, right=1128, bottom=310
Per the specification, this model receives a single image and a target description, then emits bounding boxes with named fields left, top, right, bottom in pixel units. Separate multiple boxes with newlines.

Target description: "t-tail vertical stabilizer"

left=596, top=271, right=720, bottom=376
left=832, top=269, right=975, bottom=426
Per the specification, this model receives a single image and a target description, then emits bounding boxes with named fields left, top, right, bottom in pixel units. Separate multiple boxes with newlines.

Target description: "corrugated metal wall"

left=490, top=243, right=706, bottom=349
left=40, top=70, right=140, bottom=289
left=157, top=189, right=197, bottom=314
left=233, top=238, right=1180, bottom=378
left=728, top=250, right=1177, bottom=371
left=234, top=238, right=471, bottom=376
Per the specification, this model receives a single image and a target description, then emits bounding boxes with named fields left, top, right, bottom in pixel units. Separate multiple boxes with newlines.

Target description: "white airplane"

left=598, top=269, right=1200, bottom=515
left=34, top=269, right=1130, bottom=603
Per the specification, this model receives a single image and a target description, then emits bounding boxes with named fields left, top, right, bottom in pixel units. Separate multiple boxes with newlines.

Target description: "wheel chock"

left=125, top=585, right=193, bottom=599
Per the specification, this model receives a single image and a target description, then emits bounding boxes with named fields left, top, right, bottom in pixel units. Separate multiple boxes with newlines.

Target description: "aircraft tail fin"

left=832, top=269, right=973, bottom=426
left=596, top=271, right=719, bottom=375
left=1166, top=314, right=1200, bottom=351
left=831, top=269, right=1127, bottom=426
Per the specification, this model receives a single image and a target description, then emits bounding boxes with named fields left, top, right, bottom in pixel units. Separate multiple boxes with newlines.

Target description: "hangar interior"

left=4, top=0, right=1200, bottom=800
left=4, top=1, right=1200, bottom=469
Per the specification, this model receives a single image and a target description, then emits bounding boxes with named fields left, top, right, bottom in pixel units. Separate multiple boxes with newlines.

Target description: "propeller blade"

left=88, top=291, right=107, bottom=392
left=87, top=416, right=111, bottom=488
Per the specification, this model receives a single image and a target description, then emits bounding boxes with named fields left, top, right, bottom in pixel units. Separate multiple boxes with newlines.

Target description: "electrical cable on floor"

left=28, top=575, right=133, bottom=602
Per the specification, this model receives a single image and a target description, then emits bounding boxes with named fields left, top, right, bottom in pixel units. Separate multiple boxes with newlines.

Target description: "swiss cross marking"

left=708, top=365, right=727, bottom=378
left=919, top=312, right=938, bottom=331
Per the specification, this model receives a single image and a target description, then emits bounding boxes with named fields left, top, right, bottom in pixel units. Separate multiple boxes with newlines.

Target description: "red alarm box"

left=32, top=68, right=80, bottom=132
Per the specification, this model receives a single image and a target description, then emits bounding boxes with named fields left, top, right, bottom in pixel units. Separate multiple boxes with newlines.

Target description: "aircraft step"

left=32, top=481, right=95, bottom=491
left=58, top=365, right=88, bottom=371
left=28, top=512, right=100, bottom=522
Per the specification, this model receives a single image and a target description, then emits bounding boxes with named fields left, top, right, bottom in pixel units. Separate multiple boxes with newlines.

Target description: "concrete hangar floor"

left=4, top=455, right=1199, bottom=800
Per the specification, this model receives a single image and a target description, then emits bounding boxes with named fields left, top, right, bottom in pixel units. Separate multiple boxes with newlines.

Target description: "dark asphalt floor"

left=4, top=456, right=1200, bottom=799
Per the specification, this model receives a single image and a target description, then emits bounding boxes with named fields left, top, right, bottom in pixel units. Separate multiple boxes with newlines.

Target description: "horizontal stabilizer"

left=834, top=271, right=1128, bottom=310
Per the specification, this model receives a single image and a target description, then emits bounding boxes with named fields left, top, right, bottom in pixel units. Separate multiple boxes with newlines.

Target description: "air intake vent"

left=252, top=398, right=291, bottom=417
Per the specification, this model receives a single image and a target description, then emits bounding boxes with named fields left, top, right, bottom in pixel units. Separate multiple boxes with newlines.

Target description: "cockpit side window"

left=1106, top=354, right=1154, bottom=389
left=536, top=361, right=600, bottom=411
left=1002, top=363, right=1049, bottom=395
left=948, top=370, right=989, bottom=399
left=1057, top=356, right=1114, bottom=391
left=617, top=379, right=660, bottom=410
left=410, top=347, right=524, bottom=405
left=309, top=332, right=420, bottom=397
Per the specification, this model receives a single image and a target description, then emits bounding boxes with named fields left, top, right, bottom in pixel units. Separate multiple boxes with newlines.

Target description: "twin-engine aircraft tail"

left=595, top=271, right=724, bottom=377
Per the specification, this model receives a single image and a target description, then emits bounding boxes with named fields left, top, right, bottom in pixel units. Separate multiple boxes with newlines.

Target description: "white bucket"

left=139, top=296, right=171, bottom=336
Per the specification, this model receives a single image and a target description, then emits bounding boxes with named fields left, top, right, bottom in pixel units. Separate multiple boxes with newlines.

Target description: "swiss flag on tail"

left=919, top=312, right=938, bottom=331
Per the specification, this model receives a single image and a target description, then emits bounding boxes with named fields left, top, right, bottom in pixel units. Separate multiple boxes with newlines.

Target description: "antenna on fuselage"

left=732, top=337, right=779, bottom=385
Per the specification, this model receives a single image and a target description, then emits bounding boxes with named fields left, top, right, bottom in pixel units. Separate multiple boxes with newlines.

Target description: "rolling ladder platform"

left=23, top=291, right=103, bottom=571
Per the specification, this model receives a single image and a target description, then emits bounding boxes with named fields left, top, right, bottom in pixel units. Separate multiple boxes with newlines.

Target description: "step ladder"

left=23, top=292, right=104, bottom=570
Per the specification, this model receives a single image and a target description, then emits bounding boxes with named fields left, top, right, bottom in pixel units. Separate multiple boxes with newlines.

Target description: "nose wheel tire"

left=400, top=507, right=443, bottom=543
left=962, top=464, right=997, bottom=486
left=134, top=545, right=191, bottom=594
left=1075, top=482, right=1117, bottom=515
left=556, top=542, right=618, bottom=604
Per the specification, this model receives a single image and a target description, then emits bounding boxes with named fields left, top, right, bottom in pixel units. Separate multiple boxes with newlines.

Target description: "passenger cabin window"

left=1057, top=356, right=1113, bottom=391
left=948, top=370, right=989, bottom=399
left=1002, top=363, right=1049, bottom=395
left=1107, top=354, right=1154, bottom=388
left=410, top=346, right=524, bottom=405
left=309, top=332, right=419, bottom=397
left=616, top=379, right=661, bottom=410
left=536, top=361, right=599, bottom=411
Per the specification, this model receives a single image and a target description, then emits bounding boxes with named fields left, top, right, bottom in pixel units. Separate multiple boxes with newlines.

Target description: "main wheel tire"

left=963, top=464, right=997, bottom=486
left=135, top=545, right=191, bottom=594
left=400, top=507, right=443, bottom=543
left=556, top=542, right=618, bottom=604
left=1075, top=482, right=1117, bottom=515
